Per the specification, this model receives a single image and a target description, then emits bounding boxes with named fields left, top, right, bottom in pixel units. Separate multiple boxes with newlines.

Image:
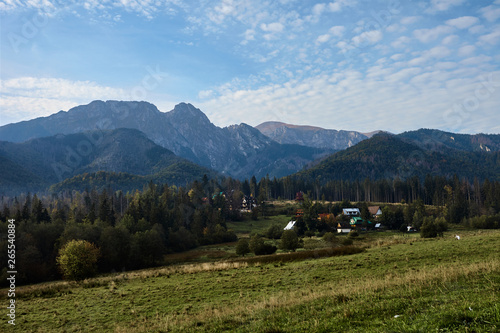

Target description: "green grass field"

left=226, top=215, right=292, bottom=236
left=3, top=228, right=499, bottom=332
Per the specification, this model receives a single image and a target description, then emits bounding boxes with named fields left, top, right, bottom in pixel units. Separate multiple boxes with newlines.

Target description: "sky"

left=1, top=0, right=499, bottom=134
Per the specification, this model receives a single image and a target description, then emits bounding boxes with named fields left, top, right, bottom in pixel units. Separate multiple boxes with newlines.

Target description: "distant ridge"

left=0, top=100, right=330, bottom=180
left=0, top=128, right=214, bottom=194
left=255, top=121, right=368, bottom=150
left=295, top=132, right=500, bottom=182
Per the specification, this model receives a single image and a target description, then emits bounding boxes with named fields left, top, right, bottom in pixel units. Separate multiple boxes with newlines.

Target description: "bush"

left=255, top=244, right=277, bottom=255
left=347, top=230, right=359, bottom=239
left=304, top=230, right=315, bottom=238
left=467, top=215, right=500, bottom=229
left=280, top=230, right=299, bottom=252
left=420, top=217, right=447, bottom=238
left=322, top=232, right=336, bottom=244
left=57, top=240, right=100, bottom=281
left=235, top=238, right=250, bottom=256
left=266, top=224, right=283, bottom=239
left=341, top=238, right=353, bottom=246
left=249, top=235, right=277, bottom=255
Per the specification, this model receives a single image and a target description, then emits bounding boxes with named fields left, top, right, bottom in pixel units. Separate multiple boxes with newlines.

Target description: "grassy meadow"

left=3, top=220, right=499, bottom=332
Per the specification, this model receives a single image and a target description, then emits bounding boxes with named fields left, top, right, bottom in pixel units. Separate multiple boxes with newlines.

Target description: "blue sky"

left=1, top=0, right=499, bottom=134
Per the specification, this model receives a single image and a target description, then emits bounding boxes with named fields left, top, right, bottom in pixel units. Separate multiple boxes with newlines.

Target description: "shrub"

left=341, top=238, right=353, bottom=246
left=255, top=244, right=277, bottom=255
left=266, top=224, right=283, bottom=239
left=57, top=240, right=100, bottom=281
left=322, top=232, right=337, bottom=244
left=420, top=217, right=447, bottom=238
left=467, top=215, right=500, bottom=229
left=235, top=239, right=250, bottom=256
left=280, top=230, right=300, bottom=252
left=304, top=230, right=315, bottom=238
left=249, top=235, right=277, bottom=255
left=347, top=230, right=359, bottom=239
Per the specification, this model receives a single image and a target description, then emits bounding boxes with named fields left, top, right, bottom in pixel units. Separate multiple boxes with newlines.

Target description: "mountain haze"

left=0, top=128, right=214, bottom=194
left=0, top=101, right=329, bottom=179
left=256, top=121, right=368, bottom=150
left=399, top=128, right=500, bottom=153
left=296, top=132, right=500, bottom=182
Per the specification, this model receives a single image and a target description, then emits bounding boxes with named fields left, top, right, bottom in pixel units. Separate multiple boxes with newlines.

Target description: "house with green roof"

left=350, top=217, right=373, bottom=230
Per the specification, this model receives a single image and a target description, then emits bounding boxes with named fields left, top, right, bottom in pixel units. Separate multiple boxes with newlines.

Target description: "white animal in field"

left=455, top=235, right=460, bottom=240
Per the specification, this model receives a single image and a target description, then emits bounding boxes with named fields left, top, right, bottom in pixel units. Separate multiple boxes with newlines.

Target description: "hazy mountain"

left=0, top=101, right=329, bottom=179
left=0, top=128, right=214, bottom=194
left=399, top=128, right=500, bottom=153
left=296, top=133, right=500, bottom=182
left=255, top=121, right=368, bottom=150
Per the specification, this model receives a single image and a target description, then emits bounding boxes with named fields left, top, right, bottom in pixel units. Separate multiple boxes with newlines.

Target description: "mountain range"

left=0, top=128, right=214, bottom=194
left=297, top=130, right=500, bottom=182
left=1, top=100, right=499, bottom=194
left=0, top=101, right=333, bottom=181
left=255, top=121, right=370, bottom=150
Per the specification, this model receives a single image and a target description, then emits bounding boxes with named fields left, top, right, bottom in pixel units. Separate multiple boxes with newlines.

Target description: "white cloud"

left=241, top=28, right=256, bottom=44
left=260, top=22, right=284, bottom=33
left=400, top=16, right=420, bottom=25
left=352, top=30, right=383, bottom=46
left=312, top=3, right=326, bottom=16
left=386, top=24, right=404, bottom=33
left=0, top=77, right=125, bottom=99
left=390, top=53, right=404, bottom=61
left=198, top=67, right=500, bottom=134
left=435, top=62, right=457, bottom=70
left=426, top=0, right=466, bottom=13
left=316, top=25, right=344, bottom=44
left=480, top=5, right=500, bottom=22
left=328, top=0, right=353, bottom=13
left=424, top=45, right=451, bottom=59
left=458, top=45, right=475, bottom=57
left=469, top=25, right=485, bottom=34
left=316, top=34, right=330, bottom=44
left=329, top=25, right=345, bottom=37
left=414, top=25, right=453, bottom=43
left=0, top=0, right=56, bottom=12
left=479, top=28, right=500, bottom=45
left=0, top=77, right=128, bottom=125
left=391, top=36, right=411, bottom=49
left=460, top=55, right=492, bottom=66
left=446, top=16, right=479, bottom=29
left=442, top=34, right=459, bottom=45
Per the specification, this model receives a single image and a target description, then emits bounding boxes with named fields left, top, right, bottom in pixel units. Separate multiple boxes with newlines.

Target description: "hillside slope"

left=0, top=101, right=330, bottom=179
left=0, top=128, right=214, bottom=194
left=297, top=133, right=500, bottom=182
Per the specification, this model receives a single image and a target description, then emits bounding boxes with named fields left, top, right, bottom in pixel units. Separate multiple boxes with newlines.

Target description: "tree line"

left=1, top=173, right=499, bottom=285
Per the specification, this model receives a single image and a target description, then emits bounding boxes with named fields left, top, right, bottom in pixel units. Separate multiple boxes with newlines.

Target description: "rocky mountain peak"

left=169, top=103, right=211, bottom=124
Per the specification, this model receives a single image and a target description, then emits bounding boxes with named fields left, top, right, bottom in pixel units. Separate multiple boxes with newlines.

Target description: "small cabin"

left=337, top=222, right=351, bottom=233
left=342, top=208, right=360, bottom=216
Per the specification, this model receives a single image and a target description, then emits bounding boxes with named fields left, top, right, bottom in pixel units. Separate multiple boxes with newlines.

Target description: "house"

left=350, top=217, right=373, bottom=230
left=407, top=226, right=417, bottom=232
left=342, top=208, right=360, bottom=216
left=368, top=206, right=382, bottom=219
left=284, top=220, right=296, bottom=230
left=337, top=222, right=351, bottom=233
left=295, top=191, right=304, bottom=202
left=241, top=195, right=257, bottom=212
left=295, top=209, right=304, bottom=218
